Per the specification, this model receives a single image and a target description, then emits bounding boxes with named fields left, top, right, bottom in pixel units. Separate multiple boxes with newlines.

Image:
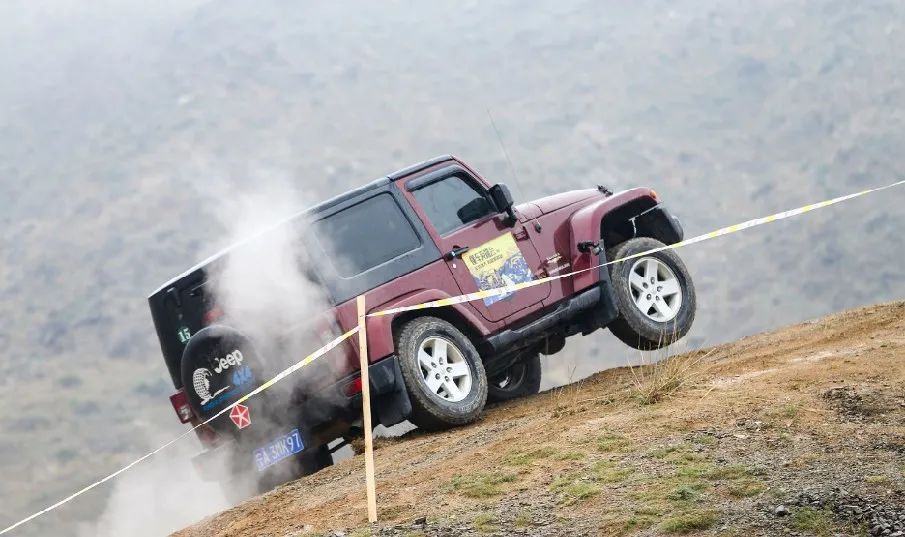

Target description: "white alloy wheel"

left=417, top=336, right=472, bottom=402
left=627, top=257, right=683, bottom=322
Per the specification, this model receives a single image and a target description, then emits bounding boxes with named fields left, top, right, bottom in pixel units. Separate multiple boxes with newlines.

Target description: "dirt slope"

left=176, top=302, right=905, bottom=537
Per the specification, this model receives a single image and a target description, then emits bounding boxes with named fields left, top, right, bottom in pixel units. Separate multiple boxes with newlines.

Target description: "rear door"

left=400, top=166, right=550, bottom=323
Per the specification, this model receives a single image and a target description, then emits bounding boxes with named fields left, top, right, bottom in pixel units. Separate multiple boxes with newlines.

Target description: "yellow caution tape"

left=370, top=180, right=905, bottom=317
left=4, top=179, right=904, bottom=534
left=0, top=327, right=359, bottom=536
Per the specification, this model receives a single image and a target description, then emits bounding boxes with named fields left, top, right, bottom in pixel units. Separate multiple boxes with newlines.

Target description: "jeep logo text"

left=213, top=350, right=244, bottom=374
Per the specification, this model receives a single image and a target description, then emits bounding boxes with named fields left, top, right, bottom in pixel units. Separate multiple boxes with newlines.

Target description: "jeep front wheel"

left=395, top=317, right=488, bottom=431
left=606, top=237, right=696, bottom=350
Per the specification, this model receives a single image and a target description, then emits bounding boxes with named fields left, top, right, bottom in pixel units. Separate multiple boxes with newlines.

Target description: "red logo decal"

left=229, top=403, right=251, bottom=429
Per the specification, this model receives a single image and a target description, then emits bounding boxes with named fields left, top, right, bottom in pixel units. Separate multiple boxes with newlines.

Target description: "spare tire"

left=181, top=325, right=265, bottom=432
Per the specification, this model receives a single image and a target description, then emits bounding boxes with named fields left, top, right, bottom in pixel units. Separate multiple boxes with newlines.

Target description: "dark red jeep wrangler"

left=149, top=155, right=695, bottom=494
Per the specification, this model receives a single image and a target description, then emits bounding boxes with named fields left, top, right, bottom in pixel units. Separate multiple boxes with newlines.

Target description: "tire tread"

left=606, top=238, right=696, bottom=350
left=395, top=317, right=488, bottom=431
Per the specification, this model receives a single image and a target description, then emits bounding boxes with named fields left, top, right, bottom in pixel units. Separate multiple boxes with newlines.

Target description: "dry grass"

left=472, top=512, right=498, bottom=533
left=444, top=471, right=518, bottom=498
left=789, top=507, right=835, bottom=536
left=551, top=363, right=586, bottom=417
left=659, top=509, right=720, bottom=534
left=628, top=346, right=713, bottom=405
left=550, top=476, right=602, bottom=505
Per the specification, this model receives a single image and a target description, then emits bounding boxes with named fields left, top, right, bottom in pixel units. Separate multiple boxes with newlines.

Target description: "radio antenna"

left=487, top=108, right=522, bottom=188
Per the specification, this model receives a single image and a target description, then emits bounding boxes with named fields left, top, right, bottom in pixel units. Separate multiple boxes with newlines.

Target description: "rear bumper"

left=192, top=355, right=411, bottom=480
left=300, top=354, right=411, bottom=444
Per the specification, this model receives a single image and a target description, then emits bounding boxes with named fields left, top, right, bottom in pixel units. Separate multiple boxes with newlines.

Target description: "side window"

left=313, top=193, right=421, bottom=277
left=411, top=174, right=495, bottom=235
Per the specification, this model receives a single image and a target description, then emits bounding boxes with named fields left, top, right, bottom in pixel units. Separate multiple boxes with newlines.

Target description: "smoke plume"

left=79, top=432, right=228, bottom=537
left=87, top=169, right=340, bottom=536
left=204, top=177, right=330, bottom=359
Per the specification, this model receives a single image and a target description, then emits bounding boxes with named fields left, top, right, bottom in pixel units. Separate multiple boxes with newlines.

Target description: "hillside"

left=176, top=302, right=905, bottom=537
left=3, top=0, right=905, bottom=534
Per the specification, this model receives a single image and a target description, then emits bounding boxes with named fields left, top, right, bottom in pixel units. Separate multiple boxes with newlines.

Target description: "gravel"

left=795, top=489, right=905, bottom=535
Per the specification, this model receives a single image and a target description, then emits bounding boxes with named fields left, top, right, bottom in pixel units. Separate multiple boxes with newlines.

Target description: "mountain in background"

left=1, top=1, right=904, bottom=534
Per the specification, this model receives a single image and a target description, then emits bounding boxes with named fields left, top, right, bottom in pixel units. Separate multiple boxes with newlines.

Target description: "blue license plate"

left=253, top=428, right=304, bottom=472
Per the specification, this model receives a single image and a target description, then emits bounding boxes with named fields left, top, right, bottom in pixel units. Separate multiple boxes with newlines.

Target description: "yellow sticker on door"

left=462, top=233, right=534, bottom=306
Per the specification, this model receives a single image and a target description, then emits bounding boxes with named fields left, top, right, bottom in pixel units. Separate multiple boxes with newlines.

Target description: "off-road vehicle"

left=149, top=155, right=695, bottom=493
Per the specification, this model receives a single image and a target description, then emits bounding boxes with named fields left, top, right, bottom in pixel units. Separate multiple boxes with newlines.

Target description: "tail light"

left=169, top=389, right=194, bottom=423
left=345, top=376, right=363, bottom=396
left=203, top=306, right=224, bottom=325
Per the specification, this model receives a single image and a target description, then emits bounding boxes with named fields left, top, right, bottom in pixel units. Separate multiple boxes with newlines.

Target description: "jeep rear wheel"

left=487, top=352, right=542, bottom=403
left=395, top=317, right=488, bottom=431
left=607, top=237, right=696, bottom=350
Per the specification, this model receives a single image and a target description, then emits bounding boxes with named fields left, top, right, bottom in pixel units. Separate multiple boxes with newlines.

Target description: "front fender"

left=568, top=188, right=657, bottom=292
left=367, top=289, right=492, bottom=362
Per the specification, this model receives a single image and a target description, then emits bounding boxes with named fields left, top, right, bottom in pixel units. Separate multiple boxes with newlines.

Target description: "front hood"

left=522, top=189, right=601, bottom=217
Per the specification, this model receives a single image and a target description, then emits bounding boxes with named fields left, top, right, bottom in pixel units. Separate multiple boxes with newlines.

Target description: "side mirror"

left=489, top=183, right=516, bottom=225
left=456, top=198, right=494, bottom=223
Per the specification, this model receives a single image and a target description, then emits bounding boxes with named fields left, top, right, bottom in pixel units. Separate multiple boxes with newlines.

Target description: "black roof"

left=304, top=154, right=453, bottom=215
left=149, top=155, right=455, bottom=297
left=387, top=154, right=454, bottom=180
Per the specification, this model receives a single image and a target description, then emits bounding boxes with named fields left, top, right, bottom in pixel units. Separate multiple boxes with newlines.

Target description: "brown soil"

left=175, top=302, right=905, bottom=537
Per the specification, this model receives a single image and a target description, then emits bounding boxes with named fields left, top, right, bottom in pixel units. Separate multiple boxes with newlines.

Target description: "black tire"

left=180, top=325, right=265, bottom=434
left=606, top=237, right=696, bottom=350
left=487, top=353, right=542, bottom=403
left=395, top=317, right=488, bottom=431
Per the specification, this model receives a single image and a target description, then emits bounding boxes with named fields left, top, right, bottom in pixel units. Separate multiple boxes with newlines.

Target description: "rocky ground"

left=175, top=302, right=905, bottom=537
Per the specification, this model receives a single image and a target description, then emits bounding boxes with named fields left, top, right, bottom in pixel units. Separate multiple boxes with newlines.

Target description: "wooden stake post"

left=356, top=295, right=378, bottom=523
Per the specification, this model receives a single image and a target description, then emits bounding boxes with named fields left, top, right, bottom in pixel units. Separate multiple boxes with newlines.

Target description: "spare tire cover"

left=181, top=325, right=264, bottom=432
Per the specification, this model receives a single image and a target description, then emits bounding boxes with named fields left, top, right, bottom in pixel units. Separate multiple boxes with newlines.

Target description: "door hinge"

left=513, top=226, right=530, bottom=240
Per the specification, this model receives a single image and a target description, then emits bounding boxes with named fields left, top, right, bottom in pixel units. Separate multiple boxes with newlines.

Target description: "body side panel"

left=396, top=162, right=550, bottom=325
left=568, top=188, right=657, bottom=292
left=330, top=259, right=500, bottom=374
left=531, top=189, right=600, bottom=214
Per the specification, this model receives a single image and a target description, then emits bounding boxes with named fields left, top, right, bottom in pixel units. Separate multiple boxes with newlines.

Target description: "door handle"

left=445, top=246, right=471, bottom=260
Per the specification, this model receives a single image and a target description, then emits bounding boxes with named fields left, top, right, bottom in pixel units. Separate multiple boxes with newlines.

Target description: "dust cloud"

left=79, top=434, right=228, bottom=537
left=85, top=172, right=339, bottom=536
left=203, top=172, right=348, bottom=484
left=203, top=175, right=331, bottom=363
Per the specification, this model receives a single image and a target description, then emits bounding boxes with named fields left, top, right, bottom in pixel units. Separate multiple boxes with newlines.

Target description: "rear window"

left=313, top=193, right=421, bottom=278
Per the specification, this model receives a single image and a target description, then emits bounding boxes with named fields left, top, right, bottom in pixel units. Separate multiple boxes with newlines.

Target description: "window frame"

left=305, top=184, right=441, bottom=305
left=311, top=191, right=423, bottom=279
left=406, top=166, right=500, bottom=237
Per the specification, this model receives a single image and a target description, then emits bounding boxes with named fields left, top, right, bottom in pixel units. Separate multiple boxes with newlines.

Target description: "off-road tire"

left=395, top=317, right=488, bottom=431
left=487, top=352, right=542, bottom=403
left=607, top=237, right=696, bottom=350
